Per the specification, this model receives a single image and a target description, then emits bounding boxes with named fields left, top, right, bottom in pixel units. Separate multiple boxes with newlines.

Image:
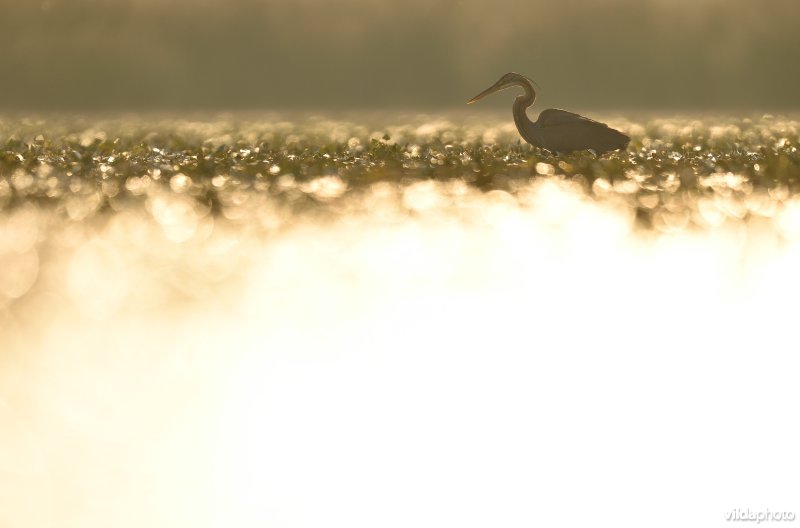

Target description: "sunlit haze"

left=1, top=0, right=799, bottom=110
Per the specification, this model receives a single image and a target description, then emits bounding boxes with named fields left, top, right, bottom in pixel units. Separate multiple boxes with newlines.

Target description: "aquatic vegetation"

left=0, top=113, right=797, bottom=232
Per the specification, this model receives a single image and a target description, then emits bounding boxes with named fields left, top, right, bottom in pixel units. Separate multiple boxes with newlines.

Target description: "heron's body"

left=468, top=72, right=629, bottom=155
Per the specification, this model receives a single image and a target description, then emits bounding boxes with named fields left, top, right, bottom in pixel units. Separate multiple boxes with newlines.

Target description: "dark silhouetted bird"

left=468, top=72, right=629, bottom=155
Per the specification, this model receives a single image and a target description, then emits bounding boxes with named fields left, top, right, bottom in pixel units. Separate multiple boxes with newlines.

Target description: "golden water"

left=1, top=114, right=798, bottom=527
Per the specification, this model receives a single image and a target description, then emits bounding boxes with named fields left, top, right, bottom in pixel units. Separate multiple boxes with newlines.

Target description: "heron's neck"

left=513, top=97, right=535, bottom=126
left=515, top=78, right=536, bottom=109
left=512, top=80, right=538, bottom=143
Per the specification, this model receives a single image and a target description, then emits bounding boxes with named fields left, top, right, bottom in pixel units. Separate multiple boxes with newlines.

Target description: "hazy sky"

left=1, top=0, right=798, bottom=111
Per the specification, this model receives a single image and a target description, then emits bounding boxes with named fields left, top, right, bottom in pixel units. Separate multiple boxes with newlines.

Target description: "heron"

left=467, top=72, right=629, bottom=155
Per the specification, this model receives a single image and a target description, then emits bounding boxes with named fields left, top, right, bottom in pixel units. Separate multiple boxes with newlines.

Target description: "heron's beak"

left=466, top=82, right=506, bottom=104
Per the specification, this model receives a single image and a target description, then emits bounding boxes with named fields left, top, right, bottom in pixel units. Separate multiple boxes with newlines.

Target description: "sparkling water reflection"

left=1, top=114, right=799, bottom=528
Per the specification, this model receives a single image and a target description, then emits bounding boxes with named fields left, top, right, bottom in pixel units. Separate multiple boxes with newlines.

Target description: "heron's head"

left=467, top=72, right=537, bottom=104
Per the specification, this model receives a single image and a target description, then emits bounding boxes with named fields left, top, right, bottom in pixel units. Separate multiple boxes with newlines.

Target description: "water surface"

left=1, top=113, right=798, bottom=528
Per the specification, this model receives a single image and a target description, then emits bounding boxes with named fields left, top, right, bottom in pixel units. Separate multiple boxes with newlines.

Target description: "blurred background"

left=1, top=0, right=799, bottom=112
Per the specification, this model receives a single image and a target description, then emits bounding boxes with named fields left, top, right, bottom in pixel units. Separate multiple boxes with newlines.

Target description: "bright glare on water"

left=1, top=113, right=799, bottom=528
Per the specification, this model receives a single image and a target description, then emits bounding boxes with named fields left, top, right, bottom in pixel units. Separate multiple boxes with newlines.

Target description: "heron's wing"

left=537, top=108, right=605, bottom=127
left=533, top=108, right=629, bottom=154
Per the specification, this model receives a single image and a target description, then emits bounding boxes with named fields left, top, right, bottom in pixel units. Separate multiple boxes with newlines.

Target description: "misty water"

left=1, top=113, right=799, bottom=528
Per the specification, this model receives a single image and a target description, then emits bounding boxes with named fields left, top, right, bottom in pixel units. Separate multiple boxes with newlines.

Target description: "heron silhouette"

left=468, top=72, right=629, bottom=155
